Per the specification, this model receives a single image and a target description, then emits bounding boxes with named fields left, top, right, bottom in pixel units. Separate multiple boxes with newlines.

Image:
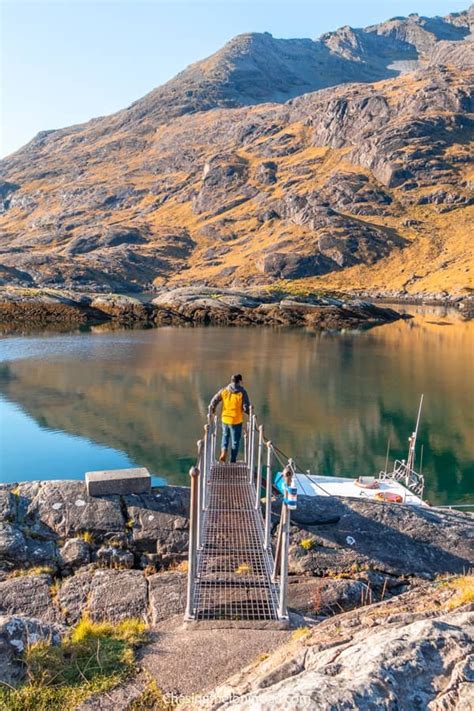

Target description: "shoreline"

left=0, top=286, right=406, bottom=334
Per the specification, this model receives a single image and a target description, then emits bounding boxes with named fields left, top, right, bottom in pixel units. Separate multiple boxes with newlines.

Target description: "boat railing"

left=379, top=459, right=425, bottom=498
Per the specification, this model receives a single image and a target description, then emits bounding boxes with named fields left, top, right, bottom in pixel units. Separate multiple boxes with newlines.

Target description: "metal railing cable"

left=249, top=414, right=335, bottom=499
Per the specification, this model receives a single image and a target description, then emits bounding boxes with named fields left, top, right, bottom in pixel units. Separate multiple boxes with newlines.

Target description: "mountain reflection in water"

left=0, top=305, right=472, bottom=506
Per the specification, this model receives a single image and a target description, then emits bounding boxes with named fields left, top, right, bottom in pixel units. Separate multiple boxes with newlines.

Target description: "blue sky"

left=1, top=0, right=468, bottom=157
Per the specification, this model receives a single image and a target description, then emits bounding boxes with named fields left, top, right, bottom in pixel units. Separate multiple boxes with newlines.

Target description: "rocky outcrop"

left=1, top=477, right=473, bottom=696
left=198, top=584, right=474, bottom=710
left=1, top=480, right=472, bottom=632
left=0, top=481, right=190, bottom=575
left=282, top=495, right=474, bottom=580
left=151, top=288, right=403, bottom=329
left=0, top=286, right=403, bottom=332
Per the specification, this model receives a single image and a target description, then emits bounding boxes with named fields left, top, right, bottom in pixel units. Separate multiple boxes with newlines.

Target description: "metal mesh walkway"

left=192, top=462, right=280, bottom=623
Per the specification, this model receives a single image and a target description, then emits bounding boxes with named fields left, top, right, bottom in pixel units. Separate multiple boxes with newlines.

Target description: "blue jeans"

left=221, top=423, right=243, bottom=463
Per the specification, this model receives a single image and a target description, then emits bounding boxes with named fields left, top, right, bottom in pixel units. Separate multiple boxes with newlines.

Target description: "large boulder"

left=148, top=571, right=187, bottom=624
left=198, top=583, right=474, bottom=710
left=21, top=481, right=125, bottom=539
left=87, top=570, right=148, bottom=623
left=57, top=569, right=148, bottom=624
left=123, top=490, right=189, bottom=560
left=0, top=574, right=57, bottom=623
left=283, top=496, right=474, bottom=578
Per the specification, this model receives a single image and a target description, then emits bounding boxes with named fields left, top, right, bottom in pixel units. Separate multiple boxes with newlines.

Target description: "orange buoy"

left=375, top=491, right=403, bottom=504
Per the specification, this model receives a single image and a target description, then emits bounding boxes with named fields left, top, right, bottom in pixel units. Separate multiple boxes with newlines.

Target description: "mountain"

left=0, top=7, right=473, bottom=295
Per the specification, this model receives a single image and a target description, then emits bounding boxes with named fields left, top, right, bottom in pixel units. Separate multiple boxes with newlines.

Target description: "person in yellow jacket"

left=209, top=374, right=251, bottom=463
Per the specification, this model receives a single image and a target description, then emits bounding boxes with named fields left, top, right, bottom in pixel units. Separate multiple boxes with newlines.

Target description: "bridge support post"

left=248, top=407, right=255, bottom=484
left=264, top=441, right=272, bottom=549
left=273, top=466, right=292, bottom=619
left=196, top=440, right=203, bottom=548
left=211, top=418, right=217, bottom=464
left=185, top=464, right=200, bottom=620
left=255, top=425, right=264, bottom=508
left=278, top=502, right=290, bottom=620
left=202, top=424, right=209, bottom=510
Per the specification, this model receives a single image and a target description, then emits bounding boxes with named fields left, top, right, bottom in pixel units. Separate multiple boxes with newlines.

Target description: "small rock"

left=59, top=538, right=91, bottom=571
left=95, top=545, right=134, bottom=569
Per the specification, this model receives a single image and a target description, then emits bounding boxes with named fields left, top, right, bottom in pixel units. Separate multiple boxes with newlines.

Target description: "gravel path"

left=140, top=615, right=291, bottom=701
left=78, top=614, right=291, bottom=709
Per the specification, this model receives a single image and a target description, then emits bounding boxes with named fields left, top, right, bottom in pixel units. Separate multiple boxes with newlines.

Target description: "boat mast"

left=384, top=437, right=391, bottom=476
left=406, top=394, right=424, bottom=481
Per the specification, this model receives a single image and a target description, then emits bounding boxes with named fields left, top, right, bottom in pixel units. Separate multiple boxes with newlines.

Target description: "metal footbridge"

left=185, top=408, right=294, bottom=627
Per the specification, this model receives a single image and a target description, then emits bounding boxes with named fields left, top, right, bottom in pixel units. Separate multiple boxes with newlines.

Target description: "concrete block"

left=85, top=468, right=151, bottom=497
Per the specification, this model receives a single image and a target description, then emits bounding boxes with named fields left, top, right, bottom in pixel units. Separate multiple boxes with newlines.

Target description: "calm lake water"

left=0, top=305, right=473, bottom=506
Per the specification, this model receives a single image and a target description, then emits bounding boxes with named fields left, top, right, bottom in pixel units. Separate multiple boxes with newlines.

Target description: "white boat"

left=276, top=396, right=427, bottom=507
left=288, top=467, right=426, bottom=507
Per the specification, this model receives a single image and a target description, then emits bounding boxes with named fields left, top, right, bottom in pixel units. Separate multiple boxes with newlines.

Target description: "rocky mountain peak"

left=0, top=7, right=472, bottom=295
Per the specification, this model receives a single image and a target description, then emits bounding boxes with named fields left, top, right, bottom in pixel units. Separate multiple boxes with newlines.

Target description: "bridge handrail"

left=190, top=406, right=293, bottom=621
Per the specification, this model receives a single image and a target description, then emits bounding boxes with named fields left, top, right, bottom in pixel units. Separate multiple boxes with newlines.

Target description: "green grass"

left=128, top=679, right=176, bottom=710
left=8, top=566, right=54, bottom=578
left=78, top=531, right=94, bottom=545
left=445, top=574, right=474, bottom=610
left=291, top=626, right=311, bottom=642
left=300, top=538, right=316, bottom=551
left=0, top=618, right=147, bottom=711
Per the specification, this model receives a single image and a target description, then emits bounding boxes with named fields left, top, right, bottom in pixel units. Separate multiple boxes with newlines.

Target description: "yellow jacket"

left=210, top=383, right=250, bottom=425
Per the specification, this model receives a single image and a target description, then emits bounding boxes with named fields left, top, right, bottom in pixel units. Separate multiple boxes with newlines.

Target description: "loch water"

left=0, top=305, right=473, bottom=506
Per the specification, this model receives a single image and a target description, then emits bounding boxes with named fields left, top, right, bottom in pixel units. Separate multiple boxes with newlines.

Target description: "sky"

left=0, top=0, right=468, bottom=157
